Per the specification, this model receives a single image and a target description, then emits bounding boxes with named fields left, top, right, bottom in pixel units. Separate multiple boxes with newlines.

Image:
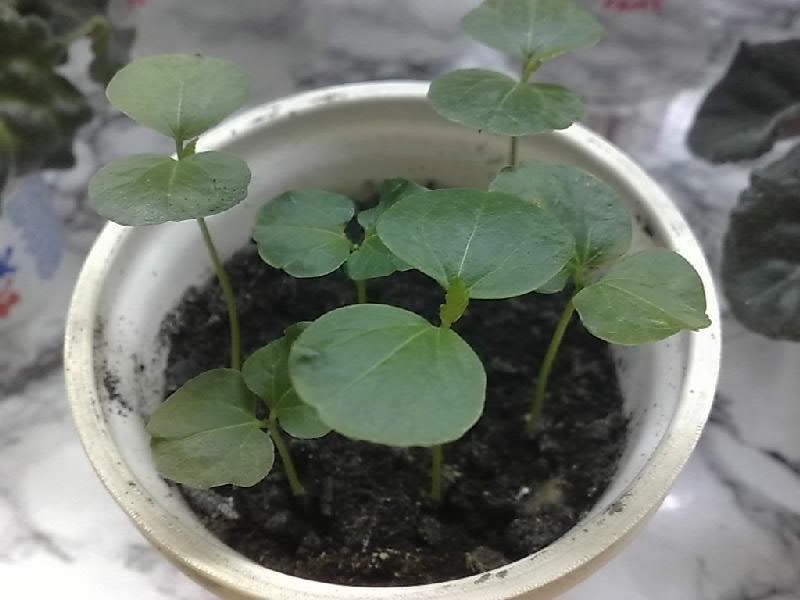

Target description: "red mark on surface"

left=0, top=279, right=20, bottom=318
left=603, top=0, right=663, bottom=11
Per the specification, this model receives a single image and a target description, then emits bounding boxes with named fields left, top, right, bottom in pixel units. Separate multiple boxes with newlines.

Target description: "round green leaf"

left=253, top=189, right=355, bottom=278
left=722, top=145, right=800, bottom=340
left=88, top=151, right=251, bottom=225
left=347, top=235, right=409, bottom=281
left=462, top=0, right=604, bottom=61
left=146, top=369, right=274, bottom=488
left=490, top=161, right=632, bottom=271
left=106, top=54, right=249, bottom=141
left=289, top=304, right=486, bottom=447
left=243, top=332, right=331, bottom=439
left=573, top=250, right=711, bottom=345
left=377, top=188, right=574, bottom=299
left=428, top=69, right=583, bottom=136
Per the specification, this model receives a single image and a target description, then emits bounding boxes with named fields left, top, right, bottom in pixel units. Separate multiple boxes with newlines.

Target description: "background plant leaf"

left=573, top=249, right=711, bottom=345
left=440, top=278, right=470, bottom=327
left=146, top=369, right=274, bottom=488
left=0, top=8, right=92, bottom=178
left=377, top=188, right=574, bottom=299
left=289, top=304, right=486, bottom=447
left=722, top=144, right=800, bottom=340
left=88, top=151, right=251, bottom=225
left=242, top=328, right=330, bottom=439
left=490, top=161, right=632, bottom=279
left=428, top=69, right=582, bottom=136
left=687, top=40, right=800, bottom=163
left=462, top=0, right=603, bottom=61
left=253, top=189, right=355, bottom=278
left=106, top=53, right=249, bottom=141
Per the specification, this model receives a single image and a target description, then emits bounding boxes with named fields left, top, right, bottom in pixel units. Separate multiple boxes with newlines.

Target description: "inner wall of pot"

left=94, top=95, right=686, bottom=537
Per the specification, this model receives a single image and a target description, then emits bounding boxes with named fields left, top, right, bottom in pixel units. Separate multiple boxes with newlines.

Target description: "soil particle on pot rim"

left=161, top=245, right=628, bottom=586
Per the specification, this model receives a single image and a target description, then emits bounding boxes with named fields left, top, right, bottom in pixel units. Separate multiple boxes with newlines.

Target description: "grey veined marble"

left=2, top=1, right=799, bottom=598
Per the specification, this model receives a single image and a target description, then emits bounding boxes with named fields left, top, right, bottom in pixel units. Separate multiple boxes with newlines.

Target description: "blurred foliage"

left=0, top=0, right=134, bottom=185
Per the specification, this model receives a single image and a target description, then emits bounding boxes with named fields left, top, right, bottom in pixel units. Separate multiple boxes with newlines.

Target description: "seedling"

left=490, top=160, right=710, bottom=430
left=87, top=54, right=317, bottom=494
left=253, top=178, right=421, bottom=302
left=428, top=0, right=603, bottom=166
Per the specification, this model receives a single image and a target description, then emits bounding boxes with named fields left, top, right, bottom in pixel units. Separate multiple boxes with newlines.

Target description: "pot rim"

left=65, top=81, right=721, bottom=599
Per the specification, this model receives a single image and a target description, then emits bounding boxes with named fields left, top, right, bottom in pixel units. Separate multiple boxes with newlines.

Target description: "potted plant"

left=66, top=1, right=720, bottom=598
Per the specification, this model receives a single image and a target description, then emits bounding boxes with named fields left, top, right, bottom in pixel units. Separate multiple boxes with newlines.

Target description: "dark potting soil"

left=161, top=245, right=628, bottom=586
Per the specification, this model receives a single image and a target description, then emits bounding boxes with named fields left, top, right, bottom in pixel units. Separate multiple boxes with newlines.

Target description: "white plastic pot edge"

left=65, top=81, right=721, bottom=600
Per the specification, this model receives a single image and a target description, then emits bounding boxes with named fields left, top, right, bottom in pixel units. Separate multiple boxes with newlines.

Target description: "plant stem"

left=431, top=444, right=443, bottom=502
left=356, top=279, right=367, bottom=304
left=196, top=218, right=241, bottom=370
left=266, top=414, right=307, bottom=497
left=509, top=136, right=519, bottom=169
left=528, top=299, right=576, bottom=433
left=508, top=58, right=542, bottom=168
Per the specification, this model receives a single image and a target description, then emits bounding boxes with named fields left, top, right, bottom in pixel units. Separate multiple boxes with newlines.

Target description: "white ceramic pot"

left=65, top=82, right=720, bottom=600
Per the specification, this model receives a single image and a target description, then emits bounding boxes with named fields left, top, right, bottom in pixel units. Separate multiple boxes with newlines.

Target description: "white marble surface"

left=2, top=1, right=800, bottom=598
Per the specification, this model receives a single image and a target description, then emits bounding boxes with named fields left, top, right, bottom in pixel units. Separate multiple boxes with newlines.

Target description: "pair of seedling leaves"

left=688, top=39, right=800, bottom=341
left=160, top=161, right=709, bottom=489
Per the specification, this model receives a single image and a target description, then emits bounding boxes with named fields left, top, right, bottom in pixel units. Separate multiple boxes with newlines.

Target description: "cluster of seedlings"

left=89, top=0, right=710, bottom=516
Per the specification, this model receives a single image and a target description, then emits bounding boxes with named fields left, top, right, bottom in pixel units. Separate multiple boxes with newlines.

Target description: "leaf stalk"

left=527, top=298, right=576, bottom=433
left=196, top=217, right=241, bottom=371
left=266, top=414, right=307, bottom=497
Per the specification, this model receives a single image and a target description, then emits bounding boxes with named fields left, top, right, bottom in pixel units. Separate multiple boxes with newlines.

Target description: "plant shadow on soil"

left=161, top=244, right=628, bottom=586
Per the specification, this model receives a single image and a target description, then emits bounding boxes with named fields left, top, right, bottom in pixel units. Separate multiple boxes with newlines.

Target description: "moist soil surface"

left=162, top=245, right=628, bottom=586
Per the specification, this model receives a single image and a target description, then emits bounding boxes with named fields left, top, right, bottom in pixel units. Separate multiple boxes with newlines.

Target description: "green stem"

left=266, top=415, right=307, bottom=497
left=528, top=299, right=576, bottom=433
left=431, top=444, right=444, bottom=502
left=508, top=58, right=540, bottom=169
left=196, top=218, right=241, bottom=370
left=356, top=279, right=367, bottom=304
left=509, top=136, right=519, bottom=169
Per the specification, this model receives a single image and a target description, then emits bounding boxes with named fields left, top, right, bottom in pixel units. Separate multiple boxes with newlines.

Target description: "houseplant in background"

left=67, top=0, right=720, bottom=598
left=687, top=38, right=800, bottom=340
left=0, top=0, right=133, bottom=332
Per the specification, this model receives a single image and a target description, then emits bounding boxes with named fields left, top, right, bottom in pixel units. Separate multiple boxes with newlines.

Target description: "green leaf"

left=490, top=161, right=632, bottom=272
left=722, top=144, right=800, bottom=340
left=573, top=250, right=711, bottom=345
left=428, top=69, right=583, bottom=136
left=688, top=40, right=800, bottom=163
left=461, top=0, right=604, bottom=61
left=347, top=178, right=422, bottom=280
left=346, top=235, right=409, bottom=281
left=377, top=188, right=574, bottom=299
left=253, top=189, right=355, bottom=278
left=440, top=278, right=470, bottom=328
left=88, top=151, right=251, bottom=225
left=146, top=369, right=274, bottom=488
left=357, top=178, right=429, bottom=230
left=242, top=328, right=330, bottom=439
left=106, top=53, right=249, bottom=141
left=289, top=304, right=486, bottom=447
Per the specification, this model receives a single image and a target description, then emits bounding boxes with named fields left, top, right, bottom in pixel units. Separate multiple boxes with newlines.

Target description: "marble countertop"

left=2, top=1, right=799, bottom=598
